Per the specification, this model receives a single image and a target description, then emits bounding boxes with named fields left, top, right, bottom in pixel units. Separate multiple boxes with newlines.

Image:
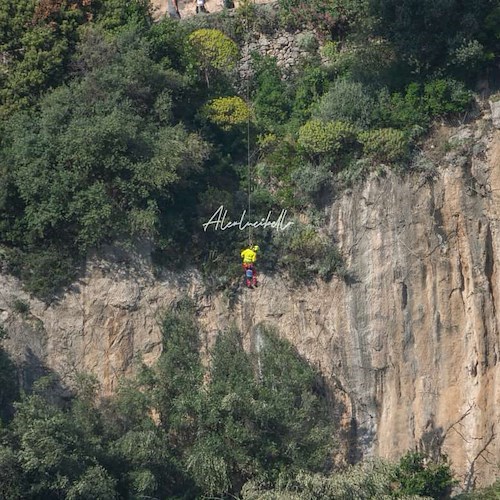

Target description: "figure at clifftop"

left=241, top=245, right=259, bottom=288
left=168, top=0, right=181, bottom=18
left=195, top=0, right=209, bottom=14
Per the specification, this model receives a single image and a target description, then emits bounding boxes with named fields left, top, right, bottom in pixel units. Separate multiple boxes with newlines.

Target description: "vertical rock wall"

left=1, top=121, right=499, bottom=488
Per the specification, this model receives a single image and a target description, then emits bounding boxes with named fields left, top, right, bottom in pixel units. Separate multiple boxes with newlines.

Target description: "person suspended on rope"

left=241, top=245, right=259, bottom=288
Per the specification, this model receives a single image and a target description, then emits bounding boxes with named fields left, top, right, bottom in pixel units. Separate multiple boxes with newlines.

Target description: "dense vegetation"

left=1, top=2, right=499, bottom=498
left=0, top=0, right=497, bottom=299
left=0, top=300, right=469, bottom=499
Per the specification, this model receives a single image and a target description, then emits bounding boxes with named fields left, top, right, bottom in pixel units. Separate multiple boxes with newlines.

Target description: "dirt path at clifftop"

left=151, top=0, right=271, bottom=20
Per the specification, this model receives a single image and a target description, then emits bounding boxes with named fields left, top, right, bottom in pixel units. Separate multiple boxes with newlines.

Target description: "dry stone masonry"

left=239, top=30, right=316, bottom=80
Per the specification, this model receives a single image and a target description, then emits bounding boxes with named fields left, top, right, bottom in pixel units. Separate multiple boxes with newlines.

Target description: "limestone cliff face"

left=1, top=116, right=499, bottom=488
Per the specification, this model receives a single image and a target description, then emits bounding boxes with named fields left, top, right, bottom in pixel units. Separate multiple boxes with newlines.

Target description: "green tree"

left=394, top=451, right=455, bottom=498
left=187, top=28, right=239, bottom=87
left=191, top=326, right=334, bottom=497
left=11, top=387, right=96, bottom=498
left=255, top=327, right=333, bottom=479
left=0, top=28, right=208, bottom=298
left=314, top=78, right=375, bottom=129
left=0, top=0, right=35, bottom=53
left=0, top=328, right=18, bottom=423
left=189, top=327, right=257, bottom=496
left=100, top=366, right=189, bottom=499
left=290, top=63, right=329, bottom=126
left=252, top=55, right=291, bottom=133
left=0, top=443, right=23, bottom=500
left=155, top=298, right=203, bottom=445
left=93, top=0, right=152, bottom=32
left=0, top=0, right=93, bottom=117
left=66, top=465, right=117, bottom=500
left=369, top=0, right=499, bottom=74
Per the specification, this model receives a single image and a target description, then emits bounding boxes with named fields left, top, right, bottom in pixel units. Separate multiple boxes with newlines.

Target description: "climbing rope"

left=245, top=0, right=253, bottom=246
left=242, top=2, right=260, bottom=374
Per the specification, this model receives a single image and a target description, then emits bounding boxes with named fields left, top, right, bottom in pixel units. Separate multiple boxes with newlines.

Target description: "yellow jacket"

left=241, top=248, right=257, bottom=263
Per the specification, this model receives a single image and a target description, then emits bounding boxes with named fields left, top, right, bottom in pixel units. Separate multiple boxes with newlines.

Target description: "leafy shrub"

left=242, top=459, right=430, bottom=499
left=203, top=96, right=251, bottom=130
left=296, top=31, right=319, bottom=52
left=11, top=298, right=29, bottom=315
left=315, top=78, right=375, bottom=128
left=336, top=158, right=372, bottom=187
left=252, top=137, right=303, bottom=207
left=290, top=63, right=329, bottom=125
left=320, top=40, right=339, bottom=60
left=423, top=79, right=472, bottom=117
left=370, top=0, right=499, bottom=74
left=242, top=453, right=457, bottom=499
left=394, top=452, right=455, bottom=499
left=276, top=224, right=344, bottom=282
left=456, top=479, right=500, bottom=499
left=450, top=39, right=491, bottom=75
left=321, top=39, right=399, bottom=86
left=378, top=83, right=428, bottom=130
left=6, top=247, right=77, bottom=302
left=252, top=55, right=291, bottom=132
left=359, top=128, right=409, bottom=164
left=378, top=79, right=472, bottom=131
left=290, top=162, right=332, bottom=205
left=298, top=119, right=357, bottom=158
left=278, top=0, right=368, bottom=38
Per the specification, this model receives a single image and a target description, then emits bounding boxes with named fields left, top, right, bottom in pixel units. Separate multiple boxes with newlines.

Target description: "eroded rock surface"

left=1, top=119, right=499, bottom=488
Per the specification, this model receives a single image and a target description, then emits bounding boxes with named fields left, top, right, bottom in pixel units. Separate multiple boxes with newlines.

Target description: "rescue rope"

left=245, top=0, right=252, bottom=246
left=242, top=1, right=259, bottom=377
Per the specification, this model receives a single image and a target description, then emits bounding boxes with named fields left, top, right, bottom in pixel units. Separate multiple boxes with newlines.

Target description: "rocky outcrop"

left=490, top=97, right=500, bottom=129
left=1, top=116, right=499, bottom=489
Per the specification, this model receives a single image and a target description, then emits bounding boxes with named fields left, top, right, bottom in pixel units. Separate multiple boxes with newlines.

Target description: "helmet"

left=252, top=245, right=259, bottom=252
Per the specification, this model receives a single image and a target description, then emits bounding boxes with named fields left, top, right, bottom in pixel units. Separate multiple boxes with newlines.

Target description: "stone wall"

left=239, top=29, right=317, bottom=79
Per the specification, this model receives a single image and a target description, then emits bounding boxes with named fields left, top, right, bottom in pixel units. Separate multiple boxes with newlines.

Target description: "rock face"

left=1, top=118, right=500, bottom=489
left=490, top=98, right=500, bottom=129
